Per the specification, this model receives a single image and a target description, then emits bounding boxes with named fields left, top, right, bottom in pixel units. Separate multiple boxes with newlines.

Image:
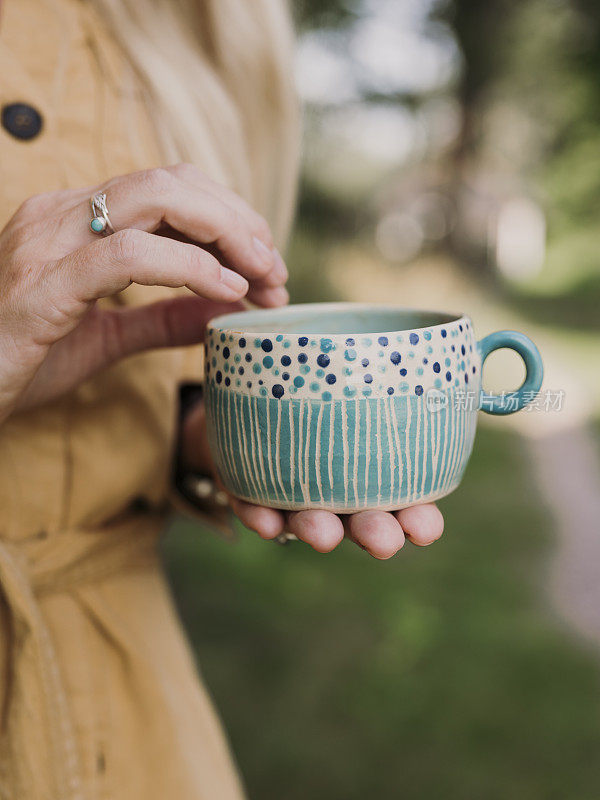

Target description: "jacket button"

left=1, top=102, right=43, bottom=141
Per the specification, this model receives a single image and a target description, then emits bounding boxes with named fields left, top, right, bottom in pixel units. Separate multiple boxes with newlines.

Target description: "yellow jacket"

left=0, top=1, right=297, bottom=797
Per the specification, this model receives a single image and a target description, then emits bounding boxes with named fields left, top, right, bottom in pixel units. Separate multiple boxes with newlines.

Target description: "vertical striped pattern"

left=206, top=387, right=478, bottom=512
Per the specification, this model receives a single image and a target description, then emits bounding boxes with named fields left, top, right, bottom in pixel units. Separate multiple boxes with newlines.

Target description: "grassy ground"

left=162, top=425, right=600, bottom=800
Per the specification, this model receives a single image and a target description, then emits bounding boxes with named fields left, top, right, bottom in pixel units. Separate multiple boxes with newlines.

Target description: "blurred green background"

left=164, top=1, right=600, bottom=797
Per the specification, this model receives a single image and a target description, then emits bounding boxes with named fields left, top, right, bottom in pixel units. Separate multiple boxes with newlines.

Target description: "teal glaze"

left=477, top=331, right=544, bottom=415
left=204, top=303, right=543, bottom=511
left=205, top=386, right=476, bottom=512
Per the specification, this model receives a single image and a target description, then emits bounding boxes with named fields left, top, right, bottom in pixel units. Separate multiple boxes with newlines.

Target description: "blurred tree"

left=431, top=0, right=521, bottom=273
left=293, top=0, right=361, bottom=32
left=434, top=0, right=519, bottom=147
left=432, top=0, right=600, bottom=322
left=290, top=0, right=600, bottom=323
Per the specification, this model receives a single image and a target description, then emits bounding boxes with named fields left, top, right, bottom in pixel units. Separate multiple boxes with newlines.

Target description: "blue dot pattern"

left=206, top=317, right=477, bottom=401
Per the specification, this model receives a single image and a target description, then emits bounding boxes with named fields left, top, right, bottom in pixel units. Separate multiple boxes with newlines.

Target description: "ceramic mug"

left=204, top=303, right=543, bottom=512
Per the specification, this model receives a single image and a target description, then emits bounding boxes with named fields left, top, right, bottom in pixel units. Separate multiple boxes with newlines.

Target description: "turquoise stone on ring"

left=90, top=217, right=106, bottom=233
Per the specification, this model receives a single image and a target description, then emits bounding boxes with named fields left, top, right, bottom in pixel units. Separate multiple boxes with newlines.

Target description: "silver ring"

left=90, top=192, right=115, bottom=235
left=274, top=532, right=298, bottom=545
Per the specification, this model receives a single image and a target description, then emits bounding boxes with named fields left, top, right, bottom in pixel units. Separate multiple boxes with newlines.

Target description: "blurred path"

left=527, top=427, right=600, bottom=645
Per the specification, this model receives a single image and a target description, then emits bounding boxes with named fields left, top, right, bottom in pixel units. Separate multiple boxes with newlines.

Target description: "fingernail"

left=220, top=266, right=248, bottom=296
left=253, top=236, right=275, bottom=269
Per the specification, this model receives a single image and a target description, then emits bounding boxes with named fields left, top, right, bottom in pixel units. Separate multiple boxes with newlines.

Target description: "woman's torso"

left=0, top=0, right=298, bottom=542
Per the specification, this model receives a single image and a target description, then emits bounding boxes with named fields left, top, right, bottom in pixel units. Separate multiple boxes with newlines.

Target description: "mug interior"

left=209, top=303, right=462, bottom=336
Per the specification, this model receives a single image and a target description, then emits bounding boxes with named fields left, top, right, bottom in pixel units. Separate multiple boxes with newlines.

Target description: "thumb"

left=99, top=295, right=243, bottom=365
left=16, top=296, right=243, bottom=412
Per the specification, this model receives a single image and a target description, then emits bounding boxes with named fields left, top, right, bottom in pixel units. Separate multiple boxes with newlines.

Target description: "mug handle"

left=477, top=330, right=543, bottom=415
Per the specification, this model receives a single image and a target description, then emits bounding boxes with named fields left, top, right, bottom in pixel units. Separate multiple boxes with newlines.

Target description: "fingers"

left=11, top=186, right=96, bottom=225
left=253, top=246, right=288, bottom=290
left=231, top=500, right=443, bottom=556
left=17, top=297, right=241, bottom=410
left=229, top=497, right=286, bottom=540
left=285, top=510, right=345, bottom=553
left=394, top=503, right=444, bottom=546
left=230, top=501, right=345, bottom=553
left=11, top=167, right=288, bottom=304
left=75, top=167, right=279, bottom=283
left=55, top=228, right=249, bottom=304
left=246, top=284, right=289, bottom=308
left=98, top=295, right=242, bottom=365
left=345, top=510, right=406, bottom=559
left=166, top=163, right=288, bottom=289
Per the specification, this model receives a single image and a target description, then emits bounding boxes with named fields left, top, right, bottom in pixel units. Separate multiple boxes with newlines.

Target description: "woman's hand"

left=181, top=402, right=444, bottom=559
left=0, top=164, right=287, bottom=424
left=228, top=497, right=444, bottom=558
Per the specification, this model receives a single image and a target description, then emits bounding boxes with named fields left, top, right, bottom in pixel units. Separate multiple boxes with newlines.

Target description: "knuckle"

left=208, top=201, right=237, bottom=240
left=215, top=198, right=237, bottom=226
left=170, top=162, right=201, bottom=181
left=230, top=196, right=272, bottom=243
left=139, top=167, right=174, bottom=195
left=108, top=228, right=146, bottom=264
left=197, top=250, right=221, bottom=281
left=14, top=192, right=52, bottom=221
left=228, top=206, right=245, bottom=233
left=14, top=196, right=38, bottom=219
left=171, top=241, right=212, bottom=281
left=3, top=223, right=30, bottom=253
